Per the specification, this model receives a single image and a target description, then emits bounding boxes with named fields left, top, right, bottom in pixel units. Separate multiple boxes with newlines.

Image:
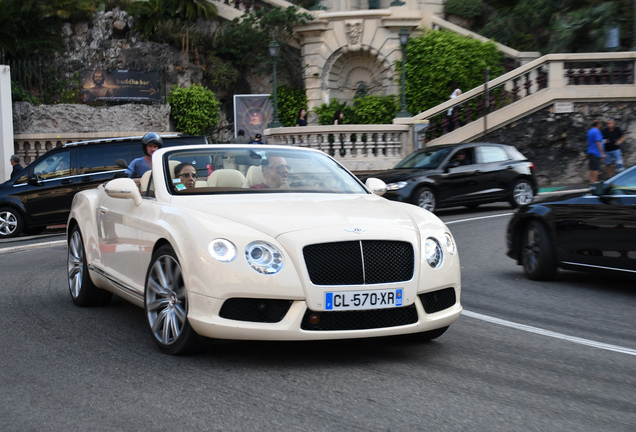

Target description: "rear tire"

left=145, top=245, right=198, bottom=355
left=414, top=187, right=436, bottom=212
left=522, top=220, right=557, bottom=281
left=509, top=179, right=534, bottom=207
left=0, top=207, right=24, bottom=238
left=68, top=226, right=112, bottom=306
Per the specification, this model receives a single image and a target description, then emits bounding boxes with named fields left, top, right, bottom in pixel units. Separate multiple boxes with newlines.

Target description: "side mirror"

left=365, top=178, right=387, bottom=196
left=115, top=159, right=128, bottom=169
left=104, top=178, right=143, bottom=206
left=591, top=181, right=607, bottom=196
left=445, top=161, right=460, bottom=172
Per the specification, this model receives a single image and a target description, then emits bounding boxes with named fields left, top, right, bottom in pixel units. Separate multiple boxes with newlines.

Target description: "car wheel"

left=509, top=179, right=534, bottom=207
left=68, top=226, right=112, bottom=306
left=414, top=187, right=436, bottom=212
left=406, top=326, right=449, bottom=342
left=0, top=207, right=24, bottom=238
left=522, top=220, right=557, bottom=281
left=145, top=245, right=198, bottom=355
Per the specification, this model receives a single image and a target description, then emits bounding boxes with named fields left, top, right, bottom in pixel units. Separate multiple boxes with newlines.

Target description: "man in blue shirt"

left=586, top=120, right=605, bottom=184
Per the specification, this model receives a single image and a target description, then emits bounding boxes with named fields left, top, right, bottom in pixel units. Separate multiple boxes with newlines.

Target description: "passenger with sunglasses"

left=251, top=156, right=291, bottom=189
left=174, top=162, right=198, bottom=191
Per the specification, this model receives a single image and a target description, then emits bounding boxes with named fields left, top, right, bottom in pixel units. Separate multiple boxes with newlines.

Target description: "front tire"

left=0, top=207, right=24, bottom=238
left=414, top=187, right=436, bottom=212
left=509, top=179, right=534, bottom=207
left=145, top=245, right=198, bottom=355
left=522, top=220, right=557, bottom=281
left=68, top=226, right=112, bottom=306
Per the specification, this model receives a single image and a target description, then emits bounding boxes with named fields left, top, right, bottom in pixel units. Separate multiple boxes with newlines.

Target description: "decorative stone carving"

left=345, top=20, right=363, bottom=47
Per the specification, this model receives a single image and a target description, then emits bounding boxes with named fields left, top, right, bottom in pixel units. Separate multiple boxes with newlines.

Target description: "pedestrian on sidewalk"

left=9, top=155, right=23, bottom=179
left=586, top=119, right=605, bottom=184
left=601, top=118, right=625, bottom=177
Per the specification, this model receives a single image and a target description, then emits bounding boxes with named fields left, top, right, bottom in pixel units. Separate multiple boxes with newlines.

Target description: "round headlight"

left=209, top=238, right=237, bottom=262
left=245, top=241, right=284, bottom=274
left=444, top=232, right=456, bottom=255
left=424, top=237, right=443, bottom=268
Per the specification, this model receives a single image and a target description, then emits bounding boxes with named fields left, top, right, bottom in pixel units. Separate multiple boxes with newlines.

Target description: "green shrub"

left=398, top=29, right=504, bottom=115
left=444, top=0, right=484, bottom=19
left=11, top=82, right=40, bottom=105
left=275, top=86, right=308, bottom=127
left=167, top=84, right=221, bottom=136
left=313, top=99, right=354, bottom=125
left=352, top=95, right=397, bottom=124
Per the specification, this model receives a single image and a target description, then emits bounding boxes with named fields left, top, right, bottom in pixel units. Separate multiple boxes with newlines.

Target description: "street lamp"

left=396, top=27, right=411, bottom=118
left=268, top=39, right=283, bottom=128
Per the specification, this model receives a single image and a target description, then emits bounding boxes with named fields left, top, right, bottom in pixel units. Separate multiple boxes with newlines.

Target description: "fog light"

left=309, top=313, right=320, bottom=325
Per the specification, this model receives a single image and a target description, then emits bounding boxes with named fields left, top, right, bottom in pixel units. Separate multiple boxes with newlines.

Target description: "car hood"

left=367, top=168, right=437, bottom=182
left=178, top=193, right=425, bottom=238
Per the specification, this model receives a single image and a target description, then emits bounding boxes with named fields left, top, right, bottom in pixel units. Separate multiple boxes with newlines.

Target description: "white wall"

left=0, top=65, right=14, bottom=182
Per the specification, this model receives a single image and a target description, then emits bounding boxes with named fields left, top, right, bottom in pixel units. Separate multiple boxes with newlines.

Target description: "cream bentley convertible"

left=67, top=145, right=462, bottom=354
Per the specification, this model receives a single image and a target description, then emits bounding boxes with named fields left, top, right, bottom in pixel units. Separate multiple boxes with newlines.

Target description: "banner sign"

left=82, top=69, right=160, bottom=102
left=234, top=94, right=273, bottom=142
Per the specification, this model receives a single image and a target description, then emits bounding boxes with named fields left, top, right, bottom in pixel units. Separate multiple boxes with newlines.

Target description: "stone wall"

left=480, top=101, right=635, bottom=186
left=13, top=102, right=171, bottom=134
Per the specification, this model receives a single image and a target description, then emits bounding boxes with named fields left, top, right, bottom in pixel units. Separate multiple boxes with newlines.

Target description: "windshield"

left=394, top=147, right=453, bottom=169
left=163, top=147, right=367, bottom=195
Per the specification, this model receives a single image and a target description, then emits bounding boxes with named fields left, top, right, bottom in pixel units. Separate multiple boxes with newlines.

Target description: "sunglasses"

left=178, top=172, right=198, bottom=179
left=272, top=165, right=291, bottom=173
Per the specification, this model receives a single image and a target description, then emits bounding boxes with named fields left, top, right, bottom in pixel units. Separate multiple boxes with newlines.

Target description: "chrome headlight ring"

left=245, top=241, right=284, bottom=275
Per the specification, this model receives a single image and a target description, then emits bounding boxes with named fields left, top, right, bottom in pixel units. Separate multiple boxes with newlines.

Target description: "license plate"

left=325, top=289, right=403, bottom=311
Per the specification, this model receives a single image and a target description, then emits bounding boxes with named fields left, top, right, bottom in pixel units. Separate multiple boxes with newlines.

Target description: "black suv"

left=0, top=134, right=207, bottom=238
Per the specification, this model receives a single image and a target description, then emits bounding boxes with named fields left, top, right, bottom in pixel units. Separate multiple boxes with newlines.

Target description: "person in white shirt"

left=447, top=80, right=462, bottom=132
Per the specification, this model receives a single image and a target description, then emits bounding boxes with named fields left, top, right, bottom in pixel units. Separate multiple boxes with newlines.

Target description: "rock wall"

left=480, top=101, right=636, bottom=186
left=12, top=102, right=171, bottom=134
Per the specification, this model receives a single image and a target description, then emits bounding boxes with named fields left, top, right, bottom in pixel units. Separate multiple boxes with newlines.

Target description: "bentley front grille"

left=303, top=240, right=414, bottom=286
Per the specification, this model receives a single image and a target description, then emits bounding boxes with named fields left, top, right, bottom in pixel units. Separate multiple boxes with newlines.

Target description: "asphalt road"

left=1, top=206, right=634, bottom=431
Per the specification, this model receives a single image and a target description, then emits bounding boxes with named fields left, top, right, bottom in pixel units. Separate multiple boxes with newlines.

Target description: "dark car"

left=507, top=165, right=636, bottom=281
left=368, top=143, right=537, bottom=212
left=0, top=134, right=207, bottom=238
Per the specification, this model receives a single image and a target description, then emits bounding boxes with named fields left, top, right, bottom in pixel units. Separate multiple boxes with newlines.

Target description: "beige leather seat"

left=242, top=165, right=266, bottom=188
left=207, top=169, right=246, bottom=188
left=168, top=160, right=180, bottom=179
left=139, top=170, right=152, bottom=194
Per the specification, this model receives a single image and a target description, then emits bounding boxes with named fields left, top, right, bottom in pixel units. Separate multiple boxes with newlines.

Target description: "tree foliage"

left=167, top=84, right=221, bottom=136
left=126, top=0, right=217, bottom=38
left=208, top=6, right=313, bottom=89
left=399, top=30, right=504, bottom=115
left=468, top=0, right=633, bottom=53
left=444, top=0, right=484, bottom=19
left=0, top=0, right=96, bottom=59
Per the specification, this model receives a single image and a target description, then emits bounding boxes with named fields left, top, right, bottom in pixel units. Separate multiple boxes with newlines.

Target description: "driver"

left=251, top=155, right=291, bottom=189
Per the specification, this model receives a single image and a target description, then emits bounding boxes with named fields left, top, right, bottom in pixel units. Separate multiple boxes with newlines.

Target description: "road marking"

left=0, top=239, right=66, bottom=255
left=444, top=213, right=514, bottom=225
left=463, top=310, right=636, bottom=356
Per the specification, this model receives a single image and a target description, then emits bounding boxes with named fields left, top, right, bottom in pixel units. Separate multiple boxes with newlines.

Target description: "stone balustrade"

left=265, top=124, right=411, bottom=171
left=395, top=52, right=636, bottom=146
